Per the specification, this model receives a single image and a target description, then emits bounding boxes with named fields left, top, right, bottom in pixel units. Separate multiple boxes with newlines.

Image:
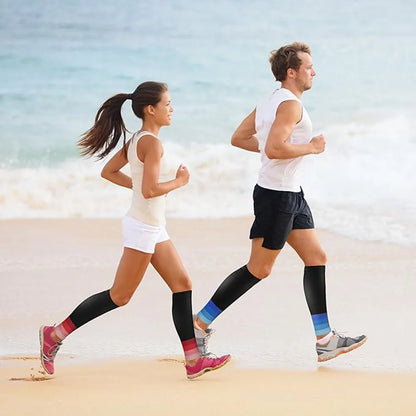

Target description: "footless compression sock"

left=198, top=265, right=261, bottom=326
left=172, top=290, right=200, bottom=362
left=54, top=289, right=118, bottom=340
left=303, top=266, right=331, bottom=337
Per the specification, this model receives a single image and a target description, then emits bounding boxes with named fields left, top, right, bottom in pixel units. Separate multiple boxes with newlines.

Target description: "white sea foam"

left=303, top=114, right=416, bottom=247
left=1, top=115, right=415, bottom=247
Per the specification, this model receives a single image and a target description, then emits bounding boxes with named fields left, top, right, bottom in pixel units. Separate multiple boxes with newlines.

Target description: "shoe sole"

left=187, top=355, right=231, bottom=380
left=39, top=325, right=54, bottom=375
left=317, top=336, right=367, bottom=362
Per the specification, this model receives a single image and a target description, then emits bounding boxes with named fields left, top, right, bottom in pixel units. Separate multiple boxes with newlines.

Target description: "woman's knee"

left=109, top=289, right=133, bottom=307
left=171, top=275, right=192, bottom=292
left=319, top=251, right=328, bottom=265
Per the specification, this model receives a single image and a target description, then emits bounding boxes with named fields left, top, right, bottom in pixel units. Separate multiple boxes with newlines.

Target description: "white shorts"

left=122, top=216, right=169, bottom=254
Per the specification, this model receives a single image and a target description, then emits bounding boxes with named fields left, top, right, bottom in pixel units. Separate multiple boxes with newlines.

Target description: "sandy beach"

left=2, top=357, right=416, bottom=416
left=1, top=218, right=415, bottom=415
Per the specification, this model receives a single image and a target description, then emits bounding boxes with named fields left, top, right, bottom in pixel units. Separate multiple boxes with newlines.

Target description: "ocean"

left=1, top=0, right=415, bottom=246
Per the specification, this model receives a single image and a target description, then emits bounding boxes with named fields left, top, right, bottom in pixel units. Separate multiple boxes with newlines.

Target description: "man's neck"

left=280, top=82, right=303, bottom=99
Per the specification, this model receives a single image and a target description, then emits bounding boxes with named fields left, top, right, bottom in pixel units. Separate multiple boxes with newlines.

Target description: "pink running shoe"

left=185, top=354, right=231, bottom=380
left=39, top=325, right=62, bottom=375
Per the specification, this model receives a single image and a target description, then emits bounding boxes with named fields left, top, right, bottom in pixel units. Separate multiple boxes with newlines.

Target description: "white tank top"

left=126, top=131, right=175, bottom=226
left=255, top=88, right=312, bottom=192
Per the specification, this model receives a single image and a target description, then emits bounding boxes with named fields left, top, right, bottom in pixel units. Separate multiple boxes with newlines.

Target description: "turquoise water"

left=1, top=0, right=415, bottom=245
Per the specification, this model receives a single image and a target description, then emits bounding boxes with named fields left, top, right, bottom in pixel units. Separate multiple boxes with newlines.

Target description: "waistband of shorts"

left=123, top=215, right=163, bottom=230
left=255, top=183, right=304, bottom=196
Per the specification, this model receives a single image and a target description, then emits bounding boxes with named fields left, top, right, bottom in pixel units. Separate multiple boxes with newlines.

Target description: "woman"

left=39, top=81, right=231, bottom=380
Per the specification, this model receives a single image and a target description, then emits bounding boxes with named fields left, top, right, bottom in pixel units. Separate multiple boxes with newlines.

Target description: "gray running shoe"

left=316, top=330, right=367, bottom=362
left=193, top=315, right=215, bottom=357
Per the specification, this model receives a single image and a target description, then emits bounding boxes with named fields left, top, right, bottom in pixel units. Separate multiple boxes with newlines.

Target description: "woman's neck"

left=140, top=120, right=161, bottom=136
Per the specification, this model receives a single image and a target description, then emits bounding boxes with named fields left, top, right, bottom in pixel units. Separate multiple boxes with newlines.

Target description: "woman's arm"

left=140, top=135, right=189, bottom=199
left=101, top=146, right=133, bottom=189
left=231, top=109, right=260, bottom=152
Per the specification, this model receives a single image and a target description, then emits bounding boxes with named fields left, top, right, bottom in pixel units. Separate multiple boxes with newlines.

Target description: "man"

left=194, top=42, right=367, bottom=362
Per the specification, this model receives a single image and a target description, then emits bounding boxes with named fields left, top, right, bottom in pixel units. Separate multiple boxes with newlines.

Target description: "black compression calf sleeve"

left=211, top=265, right=261, bottom=311
left=172, top=290, right=195, bottom=341
left=303, top=265, right=327, bottom=315
left=69, top=289, right=119, bottom=329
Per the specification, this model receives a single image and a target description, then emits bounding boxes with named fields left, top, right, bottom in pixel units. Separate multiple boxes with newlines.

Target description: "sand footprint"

left=1, top=356, right=53, bottom=382
left=9, top=367, right=53, bottom=382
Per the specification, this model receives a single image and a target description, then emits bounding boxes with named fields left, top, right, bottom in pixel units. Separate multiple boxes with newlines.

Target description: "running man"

left=194, top=42, right=367, bottom=362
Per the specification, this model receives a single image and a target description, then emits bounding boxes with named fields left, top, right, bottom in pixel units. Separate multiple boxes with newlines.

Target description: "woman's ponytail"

left=78, top=93, right=131, bottom=159
left=78, top=81, right=167, bottom=159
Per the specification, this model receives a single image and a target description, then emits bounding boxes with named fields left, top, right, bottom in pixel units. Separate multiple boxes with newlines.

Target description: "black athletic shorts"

left=249, top=184, right=314, bottom=250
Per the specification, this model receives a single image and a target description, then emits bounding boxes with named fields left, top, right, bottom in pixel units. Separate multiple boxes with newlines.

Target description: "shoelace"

left=45, top=342, right=62, bottom=362
left=331, top=329, right=358, bottom=347
left=201, top=329, right=216, bottom=357
left=332, top=329, right=348, bottom=339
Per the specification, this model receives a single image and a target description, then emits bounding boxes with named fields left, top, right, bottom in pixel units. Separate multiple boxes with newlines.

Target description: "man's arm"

left=231, top=109, right=260, bottom=152
left=264, top=101, right=325, bottom=159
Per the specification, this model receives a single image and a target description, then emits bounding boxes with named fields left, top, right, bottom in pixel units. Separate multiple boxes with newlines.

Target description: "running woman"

left=194, top=43, right=367, bottom=362
left=39, top=81, right=230, bottom=380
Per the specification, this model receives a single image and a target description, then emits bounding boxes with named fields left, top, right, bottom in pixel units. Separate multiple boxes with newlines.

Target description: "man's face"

left=294, top=52, right=316, bottom=91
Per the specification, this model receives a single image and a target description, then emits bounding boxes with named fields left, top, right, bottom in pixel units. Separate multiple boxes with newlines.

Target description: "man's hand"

left=309, top=134, right=326, bottom=154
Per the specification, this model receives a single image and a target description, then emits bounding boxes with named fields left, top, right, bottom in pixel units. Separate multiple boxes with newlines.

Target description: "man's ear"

left=287, top=68, right=296, bottom=79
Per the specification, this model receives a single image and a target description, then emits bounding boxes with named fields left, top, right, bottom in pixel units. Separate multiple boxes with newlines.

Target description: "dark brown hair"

left=269, top=42, right=311, bottom=82
left=78, top=81, right=168, bottom=159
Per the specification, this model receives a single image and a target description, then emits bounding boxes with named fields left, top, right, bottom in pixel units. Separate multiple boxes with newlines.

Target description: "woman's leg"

left=151, top=240, right=231, bottom=378
left=58, top=247, right=152, bottom=337
left=151, top=240, right=197, bottom=364
left=151, top=239, right=192, bottom=292
left=40, top=248, right=152, bottom=374
left=110, top=247, right=153, bottom=305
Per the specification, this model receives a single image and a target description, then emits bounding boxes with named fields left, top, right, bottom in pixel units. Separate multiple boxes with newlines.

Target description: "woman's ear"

left=143, top=104, right=155, bottom=117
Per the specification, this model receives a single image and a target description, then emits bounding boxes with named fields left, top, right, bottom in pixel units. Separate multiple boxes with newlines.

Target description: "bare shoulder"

left=276, top=99, right=302, bottom=113
left=136, top=133, right=163, bottom=161
left=275, top=100, right=302, bottom=123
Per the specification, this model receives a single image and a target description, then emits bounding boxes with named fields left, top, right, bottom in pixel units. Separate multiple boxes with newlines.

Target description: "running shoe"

left=186, top=354, right=231, bottom=380
left=193, top=315, right=215, bottom=357
left=316, top=330, right=367, bottom=362
left=39, top=325, right=62, bottom=375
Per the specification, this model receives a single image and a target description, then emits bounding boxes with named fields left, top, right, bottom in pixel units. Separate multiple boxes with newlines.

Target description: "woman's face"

left=152, top=91, right=173, bottom=126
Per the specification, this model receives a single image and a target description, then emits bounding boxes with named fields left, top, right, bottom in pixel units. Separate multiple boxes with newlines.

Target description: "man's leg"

left=287, top=229, right=330, bottom=340
left=195, top=238, right=281, bottom=331
left=287, top=229, right=367, bottom=361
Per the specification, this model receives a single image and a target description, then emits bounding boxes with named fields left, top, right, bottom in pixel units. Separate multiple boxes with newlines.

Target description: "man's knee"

left=304, top=250, right=327, bottom=266
left=247, top=263, right=273, bottom=279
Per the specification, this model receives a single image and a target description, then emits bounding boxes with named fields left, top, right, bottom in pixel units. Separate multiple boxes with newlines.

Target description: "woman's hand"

left=175, top=164, right=190, bottom=187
